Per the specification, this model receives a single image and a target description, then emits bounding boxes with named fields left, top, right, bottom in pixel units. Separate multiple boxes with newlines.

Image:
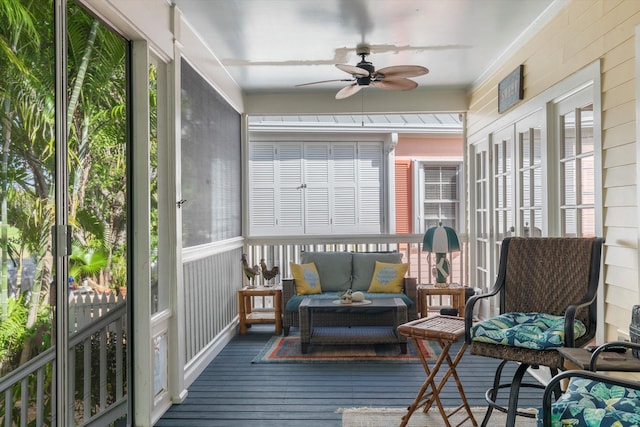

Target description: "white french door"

left=470, top=110, right=545, bottom=317
left=492, top=125, right=517, bottom=264
left=469, top=138, right=492, bottom=317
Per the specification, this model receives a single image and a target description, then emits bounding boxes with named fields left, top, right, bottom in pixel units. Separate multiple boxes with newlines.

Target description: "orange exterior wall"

left=395, top=135, right=463, bottom=160
left=394, top=135, right=463, bottom=234
left=395, top=160, right=412, bottom=234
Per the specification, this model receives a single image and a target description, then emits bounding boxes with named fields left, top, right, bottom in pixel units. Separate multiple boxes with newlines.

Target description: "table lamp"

left=423, top=222, right=461, bottom=288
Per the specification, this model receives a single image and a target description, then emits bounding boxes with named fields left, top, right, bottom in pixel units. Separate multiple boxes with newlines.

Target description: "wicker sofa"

left=281, top=251, right=418, bottom=336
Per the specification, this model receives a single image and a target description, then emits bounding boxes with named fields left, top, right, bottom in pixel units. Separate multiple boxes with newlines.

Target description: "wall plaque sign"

left=498, top=65, right=524, bottom=113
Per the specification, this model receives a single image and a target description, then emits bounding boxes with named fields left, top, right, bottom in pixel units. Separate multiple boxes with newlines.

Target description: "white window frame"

left=412, top=158, right=464, bottom=234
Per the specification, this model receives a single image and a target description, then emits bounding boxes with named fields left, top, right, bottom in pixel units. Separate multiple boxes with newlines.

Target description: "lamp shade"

left=423, top=223, right=461, bottom=253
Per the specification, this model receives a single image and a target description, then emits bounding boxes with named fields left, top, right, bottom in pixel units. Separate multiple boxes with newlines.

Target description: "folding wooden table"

left=397, top=315, right=477, bottom=427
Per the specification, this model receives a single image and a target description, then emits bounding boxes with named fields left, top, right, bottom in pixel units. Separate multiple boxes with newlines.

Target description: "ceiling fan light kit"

left=296, top=44, right=429, bottom=100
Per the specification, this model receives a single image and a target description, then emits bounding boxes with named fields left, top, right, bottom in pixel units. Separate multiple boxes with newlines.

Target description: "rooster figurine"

left=241, top=253, right=261, bottom=287
left=259, top=258, right=279, bottom=285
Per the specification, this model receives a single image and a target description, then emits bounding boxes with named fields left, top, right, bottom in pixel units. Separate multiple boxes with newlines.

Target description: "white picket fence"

left=69, top=291, right=126, bottom=333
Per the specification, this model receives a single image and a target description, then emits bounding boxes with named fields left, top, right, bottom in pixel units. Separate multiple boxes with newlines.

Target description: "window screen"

left=181, top=59, right=241, bottom=246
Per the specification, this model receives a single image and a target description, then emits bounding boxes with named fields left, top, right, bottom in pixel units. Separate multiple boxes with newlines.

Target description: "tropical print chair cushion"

left=470, top=312, right=586, bottom=350
left=536, top=377, right=640, bottom=427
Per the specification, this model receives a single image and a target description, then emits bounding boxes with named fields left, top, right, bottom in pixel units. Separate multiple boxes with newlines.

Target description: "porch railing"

left=243, top=233, right=468, bottom=288
left=0, top=297, right=127, bottom=426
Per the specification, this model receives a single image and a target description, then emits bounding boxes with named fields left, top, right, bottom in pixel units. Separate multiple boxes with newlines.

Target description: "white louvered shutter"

left=278, top=144, right=304, bottom=233
left=357, top=143, right=383, bottom=233
left=304, top=143, right=331, bottom=234
left=249, top=142, right=304, bottom=235
left=249, top=143, right=277, bottom=235
left=331, top=143, right=357, bottom=232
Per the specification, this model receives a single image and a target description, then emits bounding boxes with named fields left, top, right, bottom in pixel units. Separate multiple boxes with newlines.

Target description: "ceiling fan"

left=296, top=44, right=429, bottom=100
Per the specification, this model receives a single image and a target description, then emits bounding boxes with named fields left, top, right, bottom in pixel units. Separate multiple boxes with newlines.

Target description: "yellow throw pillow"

left=368, top=261, right=409, bottom=293
left=290, top=262, right=322, bottom=295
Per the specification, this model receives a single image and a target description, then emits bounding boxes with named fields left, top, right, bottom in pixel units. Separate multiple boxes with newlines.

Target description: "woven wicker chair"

left=463, top=236, right=604, bottom=427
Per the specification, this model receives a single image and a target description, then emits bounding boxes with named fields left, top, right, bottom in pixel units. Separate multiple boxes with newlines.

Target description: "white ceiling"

left=171, top=0, right=564, bottom=97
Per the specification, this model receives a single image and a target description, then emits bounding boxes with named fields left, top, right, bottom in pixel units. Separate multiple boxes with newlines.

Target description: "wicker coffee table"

left=397, top=315, right=477, bottom=427
left=298, top=297, right=408, bottom=354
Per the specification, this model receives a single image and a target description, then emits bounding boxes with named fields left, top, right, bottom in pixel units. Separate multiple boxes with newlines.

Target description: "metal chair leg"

left=481, top=359, right=508, bottom=427
left=505, top=363, right=530, bottom=426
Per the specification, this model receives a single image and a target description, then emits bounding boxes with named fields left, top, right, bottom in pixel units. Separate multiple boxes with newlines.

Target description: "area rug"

left=339, top=407, right=539, bottom=427
left=252, top=336, right=439, bottom=363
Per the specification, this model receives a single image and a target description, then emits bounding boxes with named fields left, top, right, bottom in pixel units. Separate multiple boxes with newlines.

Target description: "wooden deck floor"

left=155, top=326, right=545, bottom=426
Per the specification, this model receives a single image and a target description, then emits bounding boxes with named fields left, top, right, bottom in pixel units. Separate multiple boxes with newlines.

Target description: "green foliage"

left=0, top=296, right=28, bottom=370
left=69, top=244, right=109, bottom=281
left=74, top=207, right=106, bottom=246
left=0, top=294, right=51, bottom=375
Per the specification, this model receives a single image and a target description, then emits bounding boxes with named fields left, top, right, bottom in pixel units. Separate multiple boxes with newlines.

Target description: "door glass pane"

left=581, top=208, right=595, bottom=237
left=518, top=125, right=542, bottom=235
left=580, top=156, right=595, bottom=205
left=563, top=112, right=576, bottom=158
left=563, top=160, right=577, bottom=205
left=473, top=145, right=490, bottom=296
left=560, top=103, right=595, bottom=237
left=494, top=138, right=513, bottom=241
left=67, top=3, right=128, bottom=424
left=150, top=63, right=159, bottom=314
left=580, top=105, right=594, bottom=154
left=564, top=209, right=577, bottom=237
left=0, top=1, right=55, bottom=424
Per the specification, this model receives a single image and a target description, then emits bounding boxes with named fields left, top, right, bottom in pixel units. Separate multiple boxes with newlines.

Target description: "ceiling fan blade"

left=336, top=63, right=370, bottom=77
left=371, top=78, right=418, bottom=91
left=373, top=65, right=429, bottom=80
left=295, top=78, right=354, bottom=87
left=335, top=83, right=363, bottom=100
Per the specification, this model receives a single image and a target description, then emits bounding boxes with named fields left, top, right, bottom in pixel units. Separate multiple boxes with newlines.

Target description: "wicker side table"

left=397, top=315, right=477, bottom=427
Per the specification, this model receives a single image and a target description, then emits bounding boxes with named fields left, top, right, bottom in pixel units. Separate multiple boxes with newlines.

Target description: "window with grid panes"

left=423, top=165, right=459, bottom=230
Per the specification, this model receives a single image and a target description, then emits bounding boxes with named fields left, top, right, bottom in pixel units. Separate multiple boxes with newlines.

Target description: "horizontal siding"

left=603, top=144, right=635, bottom=169
left=605, top=305, right=633, bottom=335
left=603, top=244, right=637, bottom=270
left=604, top=186, right=637, bottom=207
left=607, top=264, right=638, bottom=288
left=602, top=100, right=635, bottom=130
left=605, top=283, right=637, bottom=308
left=468, top=0, right=640, bottom=341
left=602, top=121, right=635, bottom=148
left=605, top=206, right=637, bottom=228
left=603, top=227, right=638, bottom=249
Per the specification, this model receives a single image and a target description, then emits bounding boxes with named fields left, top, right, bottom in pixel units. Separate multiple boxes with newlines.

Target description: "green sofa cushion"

left=351, top=252, right=403, bottom=292
left=300, top=251, right=352, bottom=292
